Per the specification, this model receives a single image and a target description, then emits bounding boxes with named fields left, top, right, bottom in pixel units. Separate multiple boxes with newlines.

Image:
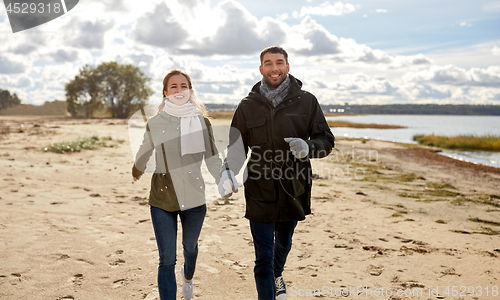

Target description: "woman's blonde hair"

left=156, top=69, right=208, bottom=116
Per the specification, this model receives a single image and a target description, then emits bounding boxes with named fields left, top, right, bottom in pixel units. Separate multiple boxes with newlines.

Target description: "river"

left=327, top=115, right=500, bottom=168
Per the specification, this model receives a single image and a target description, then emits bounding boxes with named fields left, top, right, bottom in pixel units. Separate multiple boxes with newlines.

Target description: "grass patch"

left=327, top=120, right=406, bottom=129
left=364, top=184, right=392, bottom=191
left=478, top=227, right=500, bottom=235
left=469, top=218, right=500, bottom=227
left=436, top=220, right=447, bottom=224
left=426, top=183, right=456, bottom=190
left=207, top=111, right=234, bottom=119
left=451, top=230, right=472, bottom=234
left=478, top=194, right=500, bottom=202
left=413, top=134, right=500, bottom=151
left=391, top=211, right=408, bottom=217
left=399, top=173, right=426, bottom=182
left=404, top=218, right=415, bottom=222
left=416, top=199, right=448, bottom=203
left=43, top=136, right=113, bottom=153
left=452, top=196, right=500, bottom=208
left=425, top=189, right=462, bottom=197
left=317, top=183, right=329, bottom=187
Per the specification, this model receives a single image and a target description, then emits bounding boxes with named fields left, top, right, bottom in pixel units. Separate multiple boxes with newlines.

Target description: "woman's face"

left=164, top=74, right=191, bottom=106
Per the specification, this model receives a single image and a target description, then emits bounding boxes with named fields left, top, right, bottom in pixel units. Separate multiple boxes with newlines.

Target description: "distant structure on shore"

left=322, top=104, right=500, bottom=115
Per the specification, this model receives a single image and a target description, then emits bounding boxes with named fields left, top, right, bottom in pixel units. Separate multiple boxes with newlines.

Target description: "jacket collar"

left=250, top=74, right=302, bottom=96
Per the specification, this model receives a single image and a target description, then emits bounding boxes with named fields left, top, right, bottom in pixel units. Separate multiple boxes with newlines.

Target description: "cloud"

left=294, top=1, right=356, bottom=18
left=375, top=9, right=388, bottom=13
left=16, top=76, right=34, bottom=88
left=131, top=3, right=188, bottom=48
left=403, top=65, right=500, bottom=87
left=0, top=56, right=26, bottom=74
left=179, top=0, right=199, bottom=9
left=287, top=18, right=431, bottom=67
left=11, top=45, right=37, bottom=55
left=50, top=49, right=79, bottom=62
left=101, top=0, right=128, bottom=12
left=67, top=19, right=115, bottom=49
left=493, top=46, right=500, bottom=56
left=292, top=17, right=342, bottom=55
left=482, top=1, right=500, bottom=12
left=412, top=84, right=452, bottom=99
left=356, top=46, right=392, bottom=64
left=180, top=0, right=286, bottom=56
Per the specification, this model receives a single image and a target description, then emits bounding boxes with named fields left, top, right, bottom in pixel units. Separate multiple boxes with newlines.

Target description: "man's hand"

left=284, top=137, right=309, bottom=158
left=218, top=170, right=239, bottom=197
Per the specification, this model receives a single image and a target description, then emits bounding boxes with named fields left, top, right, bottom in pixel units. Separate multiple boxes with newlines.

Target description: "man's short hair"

left=260, top=46, right=288, bottom=65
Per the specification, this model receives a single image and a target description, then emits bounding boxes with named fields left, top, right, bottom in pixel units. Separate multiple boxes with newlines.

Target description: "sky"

left=0, top=0, right=500, bottom=106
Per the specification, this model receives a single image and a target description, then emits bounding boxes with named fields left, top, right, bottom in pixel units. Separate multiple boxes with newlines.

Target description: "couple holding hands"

left=132, top=46, right=335, bottom=300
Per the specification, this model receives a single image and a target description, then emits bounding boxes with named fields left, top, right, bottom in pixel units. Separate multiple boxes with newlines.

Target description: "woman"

left=132, top=69, right=222, bottom=299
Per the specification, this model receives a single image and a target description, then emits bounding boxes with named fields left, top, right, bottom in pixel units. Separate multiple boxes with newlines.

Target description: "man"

left=219, top=46, right=335, bottom=300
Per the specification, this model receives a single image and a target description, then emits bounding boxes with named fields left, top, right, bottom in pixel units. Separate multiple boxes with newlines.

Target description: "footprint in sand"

left=198, top=263, right=220, bottom=274
left=198, top=234, right=222, bottom=252
left=144, top=291, right=159, bottom=300
left=368, top=265, right=384, bottom=276
left=66, top=274, right=83, bottom=287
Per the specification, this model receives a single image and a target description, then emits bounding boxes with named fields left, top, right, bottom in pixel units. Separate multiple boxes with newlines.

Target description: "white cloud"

left=65, top=18, right=115, bottom=49
left=295, top=1, right=356, bottom=18
left=460, top=21, right=472, bottom=27
left=403, top=65, right=500, bottom=87
left=0, top=56, right=26, bottom=74
left=291, top=17, right=342, bottom=55
left=493, top=46, right=500, bottom=56
left=131, top=3, right=188, bottom=48
left=180, top=0, right=287, bottom=56
left=482, top=1, right=500, bottom=12
left=50, top=49, right=80, bottom=62
left=0, top=0, right=497, bottom=106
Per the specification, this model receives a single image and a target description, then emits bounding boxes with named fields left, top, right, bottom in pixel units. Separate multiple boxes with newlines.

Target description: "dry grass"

left=413, top=134, right=500, bottom=151
left=327, top=120, right=405, bottom=129
left=207, top=111, right=234, bottom=119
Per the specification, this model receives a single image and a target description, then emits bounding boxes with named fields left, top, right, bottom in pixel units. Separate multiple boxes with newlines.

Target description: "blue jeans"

left=150, top=204, right=206, bottom=300
left=250, top=220, right=298, bottom=300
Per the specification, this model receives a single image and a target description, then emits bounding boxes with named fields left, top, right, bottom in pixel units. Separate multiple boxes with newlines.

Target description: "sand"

left=0, top=115, right=499, bottom=300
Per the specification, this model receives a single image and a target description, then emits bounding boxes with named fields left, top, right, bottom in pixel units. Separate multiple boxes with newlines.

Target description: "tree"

left=65, top=62, right=154, bottom=118
left=0, top=89, right=21, bottom=110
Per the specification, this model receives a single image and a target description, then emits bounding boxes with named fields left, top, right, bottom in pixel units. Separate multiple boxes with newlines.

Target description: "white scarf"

left=163, top=99, right=206, bottom=156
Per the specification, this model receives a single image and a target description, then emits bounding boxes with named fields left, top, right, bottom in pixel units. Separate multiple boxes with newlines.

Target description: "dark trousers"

left=150, top=204, right=206, bottom=300
left=250, top=220, right=298, bottom=300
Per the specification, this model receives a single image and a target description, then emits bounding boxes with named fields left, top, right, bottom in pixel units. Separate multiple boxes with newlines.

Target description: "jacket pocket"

left=282, top=114, right=309, bottom=138
left=246, top=117, right=267, bottom=145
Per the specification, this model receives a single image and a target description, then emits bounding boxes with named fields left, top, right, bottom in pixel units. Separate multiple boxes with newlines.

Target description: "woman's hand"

left=133, top=174, right=143, bottom=181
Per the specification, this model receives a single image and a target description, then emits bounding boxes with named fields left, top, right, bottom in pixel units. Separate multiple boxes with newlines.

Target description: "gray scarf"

left=259, top=75, right=291, bottom=108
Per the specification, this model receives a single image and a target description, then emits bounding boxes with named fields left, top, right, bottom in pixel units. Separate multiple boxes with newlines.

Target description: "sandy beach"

left=0, top=115, right=499, bottom=300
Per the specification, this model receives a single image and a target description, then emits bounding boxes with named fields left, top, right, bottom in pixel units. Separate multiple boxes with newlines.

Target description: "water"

left=327, top=115, right=500, bottom=168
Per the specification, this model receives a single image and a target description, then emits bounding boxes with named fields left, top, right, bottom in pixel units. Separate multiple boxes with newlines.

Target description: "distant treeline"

left=321, top=104, right=500, bottom=115
left=0, top=100, right=67, bottom=116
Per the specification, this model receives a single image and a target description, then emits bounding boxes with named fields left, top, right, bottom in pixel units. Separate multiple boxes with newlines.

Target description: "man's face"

left=259, top=52, right=289, bottom=90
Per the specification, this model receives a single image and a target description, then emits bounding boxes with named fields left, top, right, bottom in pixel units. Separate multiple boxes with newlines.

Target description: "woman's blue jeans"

left=250, top=220, right=298, bottom=300
left=150, top=204, right=206, bottom=300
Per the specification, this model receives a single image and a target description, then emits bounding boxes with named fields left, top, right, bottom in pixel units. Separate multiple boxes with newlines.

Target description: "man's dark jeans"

left=250, top=220, right=298, bottom=300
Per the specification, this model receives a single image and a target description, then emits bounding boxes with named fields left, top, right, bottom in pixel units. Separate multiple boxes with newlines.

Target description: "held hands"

left=284, top=137, right=309, bottom=158
left=218, top=170, right=239, bottom=197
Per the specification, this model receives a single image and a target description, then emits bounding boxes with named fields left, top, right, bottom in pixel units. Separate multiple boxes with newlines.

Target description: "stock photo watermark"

left=289, top=285, right=499, bottom=298
left=3, top=0, right=79, bottom=33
